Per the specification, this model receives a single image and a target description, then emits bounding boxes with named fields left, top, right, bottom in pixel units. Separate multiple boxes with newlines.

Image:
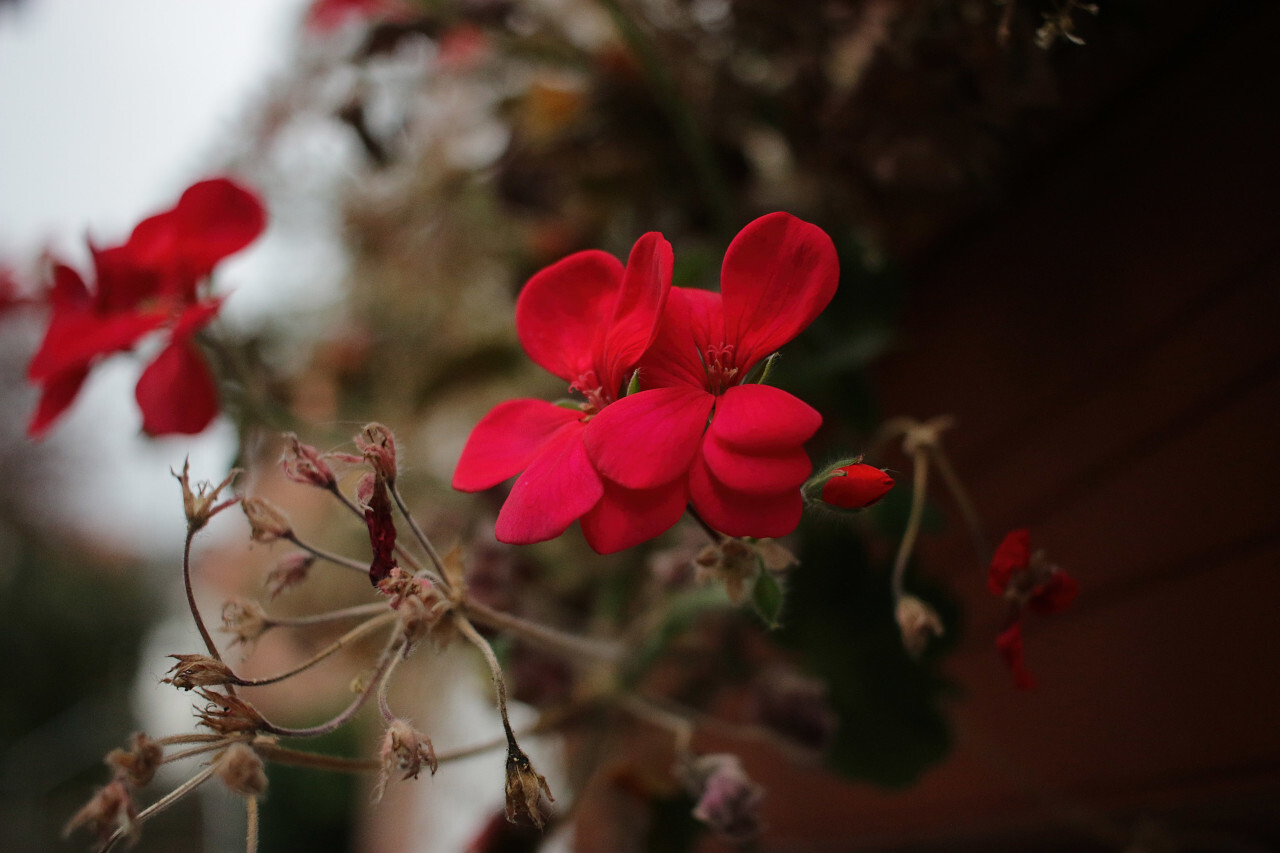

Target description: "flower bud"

left=681, top=753, right=764, bottom=842
left=373, top=719, right=438, bottom=802
left=163, top=654, right=236, bottom=690
left=504, top=745, right=554, bottom=829
left=241, top=496, right=293, bottom=542
left=222, top=598, right=270, bottom=649
left=173, top=458, right=239, bottom=532
left=694, top=539, right=759, bottom=604
left=356, top=423, right=398, bottom=485
left=896, top=594, right=944, bottom=658
left=196, top=689, right=264, bottom=735
left=265, top=551, right=315, bottom=598
left=63, top=778, right=137, bottom=847
left=217, top=743, right=268, bottom=797
left=105, top=733, right=163, bottom=788
left=809, top=461, right=893, bottom=510
left=280, top=433, right=339, bottom=489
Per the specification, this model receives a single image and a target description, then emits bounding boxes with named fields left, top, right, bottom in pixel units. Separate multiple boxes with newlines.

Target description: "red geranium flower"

left=988, top=529, right=1079, bottom=689
left=26, top=178, right=265, bottom=437
left=452, top=232, right=674, bottom=553
left=584, top=212, right=839, bottom=538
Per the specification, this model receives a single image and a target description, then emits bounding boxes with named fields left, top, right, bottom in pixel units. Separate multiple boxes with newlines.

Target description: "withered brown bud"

left=106, top=732, right=163, bottom=787
left=356, top=423, right=398, bottom=485
left=196, top=689, right=264, bottom=735
left=163, top=654, right=236, bottom=690
left=682, top=753, right=764, bottom=842
left=217, top=743, right=268, bottom=797
left=241, top=496, right=293, bottom=542
left=695, top=539, right=760, bottom=604
left=265, top=551, right=315, bottom=598
left=63, top=778, right=138, bottom=847
left=222, top=598, right=270, bottom=649
left=372, top=719, right=438, bottom=802
left=173, top=458, right=239, bottom=532
left=896, top=594, right=945, bottom=658
left=504, top=745, right=554, bottom=829
left=280, top=433, right=338, bottom=489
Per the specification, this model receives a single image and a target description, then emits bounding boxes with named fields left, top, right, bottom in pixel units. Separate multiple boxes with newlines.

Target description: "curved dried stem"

left=232, top=613, right=397, bottom=688
left=101, top=760, right=221, bottom=852
left=891, top=446, right=931, bottom=601
left=284, top=532, right=369, bottom=575
left=265, top=602, right=388, bottom=629
left=462, top=599, right=623, bottom=666
left=389, top=481, right=447, bottom=585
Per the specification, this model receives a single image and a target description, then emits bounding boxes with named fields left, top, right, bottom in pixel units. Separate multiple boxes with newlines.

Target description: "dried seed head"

left=173, top=458, right=240, bottom=532
left=504, top=745, right=554, bottom=829
left=265, top=551, right=316, bottom=598
left=195, top=689, right=264, bottom=735
left=217, top=743, right=268, bottom=797
left=280, top=433, right=338, bottom=489
left=356, top=423, right=397, bottom=485
left=222, top=598, right=270, bottom=649
left=241, top=496, right=293, bottom=542
left=682, top=753, right=764, bottom=842
left=372, top=719, right=438, bottom=802
left=63, top=778, right=138, bottom=847
left=163, top=654, right=236, bottom=690
left=896, top=594, right=945, bottom=658
left=105, top=732, right=163, bottom=787
left=378, top=568, right=454, bottom=649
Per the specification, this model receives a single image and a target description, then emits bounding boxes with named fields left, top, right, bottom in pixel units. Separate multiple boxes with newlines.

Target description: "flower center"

left=703, top=343, right=739, bottom=395
left=569, top=369, right=611, bottom=416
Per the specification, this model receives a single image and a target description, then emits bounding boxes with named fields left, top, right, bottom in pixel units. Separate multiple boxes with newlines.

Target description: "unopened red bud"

left=241, top=496, right=293, bottom=542
left=217, top=743, right=268, bottom=797
left=815, top=462, right=893, bottom=509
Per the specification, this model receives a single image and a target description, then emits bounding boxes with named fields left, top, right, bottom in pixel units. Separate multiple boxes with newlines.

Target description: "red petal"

left=988, top=529, right=1030, bottom=595
left=996, top=621, right=1036, bottom=690
left=1029, top=571, right=1079, bottom=614
left=596, top=232, right=673, bottom=394
left=707, top=383, right=821, bottom=452
left=28, top=308, right=168, bottom=381
left=135, top=339, right=220, bottom=435
left=129, top=178, right=266, bottom=282
left=821, top=463, right=894, bottom=509
left=171, top=297, right=224, bottom=339
left=516, top=249, right=624, bottom=385
left=494, top=426, right=603, bottom=545
left=49, top=263, right=91, bottom=310
left=583, top=385, right=713, bottom=489
left=580, top=479, right=688, bottom=554
left=719, top=212, right=839, bottom=371
left=641, top=286, right=722, bottom=390
left=701, top=434, right=811, bottom=495
left=688, top=454, right=803, bottom=539
left=27, top=366, right=90, bottom=437
left=452, top=399, right=584, bottom=491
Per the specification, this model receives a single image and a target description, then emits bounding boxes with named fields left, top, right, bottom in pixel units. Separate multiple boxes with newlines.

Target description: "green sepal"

left=625, top=369, right=641, bottom=396
left=751, top=569, right=785, bottom=630
left=743, top=352, right=781, bottom=386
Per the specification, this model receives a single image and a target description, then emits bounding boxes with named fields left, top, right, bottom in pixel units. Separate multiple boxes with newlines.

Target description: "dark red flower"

left=452, top=232, right=674, bottom=553
left=988, top=529, right=1079, bottom=689
left=819, top=462, right=894, bottom=509
left=26, top=178, right=265, bottom=437
left=584, top=212, right=838, bottom=538
left=304, top=0, right=412, bottom=32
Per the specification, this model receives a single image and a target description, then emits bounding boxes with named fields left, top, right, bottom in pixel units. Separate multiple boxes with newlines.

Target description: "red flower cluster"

left=27, top=179, right=265, bottom=438
left=988, top=529, right=1079, bottom=689
left=453, top=212, right=838, bottom=553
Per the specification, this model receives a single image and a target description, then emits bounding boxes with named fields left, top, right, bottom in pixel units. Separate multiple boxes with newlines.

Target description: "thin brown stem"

left=462, top=599, right=623, bottom=666
left=890, top=446, right=931, bottom=601
left=162, top=739, right=245, bottom=766
left=687, top=506, right=725, bottom=544
left=618, top=694, right=694, bottom=760
left=157, top=733, right=226, bottom=747
left=389, top=481, right=447, bottom=583
left=246, top=796, right=259, bottom=853
left=183, top=531, right=231, bottom=696
left=284, top=532, right=369, bottom=575
left=455, top=615, right=517, bottom=745
left=232, top=613, right=397, bottom=687
left=257, top=743, right=380, bottom=773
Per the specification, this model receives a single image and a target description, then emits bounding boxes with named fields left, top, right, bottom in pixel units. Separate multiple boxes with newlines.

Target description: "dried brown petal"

left=241, top=496, right=293, bottom=542
left=504, top=746, right=554, bottom=829
left=372, top=719, right=437, bottom=802
left=105, top=733, right=163, bottom=788
left=163, top=654, right=236, bottom=690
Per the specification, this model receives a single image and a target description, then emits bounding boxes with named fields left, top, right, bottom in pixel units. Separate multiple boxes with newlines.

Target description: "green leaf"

left=751, top=570, right=785, bottom=629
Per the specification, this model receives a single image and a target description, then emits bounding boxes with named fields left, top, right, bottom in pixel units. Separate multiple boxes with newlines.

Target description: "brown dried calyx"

left=217, top=743, right=268, bottom=797
left=373, top=719, right=438, bottom=802
left=504, top=744, right=554, bottom=829
left=106, top=732, right=164, bottom=787
left=163, top=654, right=236, bottom=690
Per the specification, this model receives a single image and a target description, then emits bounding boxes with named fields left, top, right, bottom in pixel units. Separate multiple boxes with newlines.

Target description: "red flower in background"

left=452, top=232, right=674, bottom=554
left=988, top=528, right=1079, bottom=689
left=584, top=212, right=839, bottom=538
left=304, top=0, right=413, bottom=33
left=26, top=178, right=265, bottom=437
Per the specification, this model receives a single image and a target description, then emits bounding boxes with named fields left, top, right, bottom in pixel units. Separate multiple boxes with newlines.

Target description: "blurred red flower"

left=988, top=528, right=1079, bottom=689
left=26, top=178, right=265, bottom=437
